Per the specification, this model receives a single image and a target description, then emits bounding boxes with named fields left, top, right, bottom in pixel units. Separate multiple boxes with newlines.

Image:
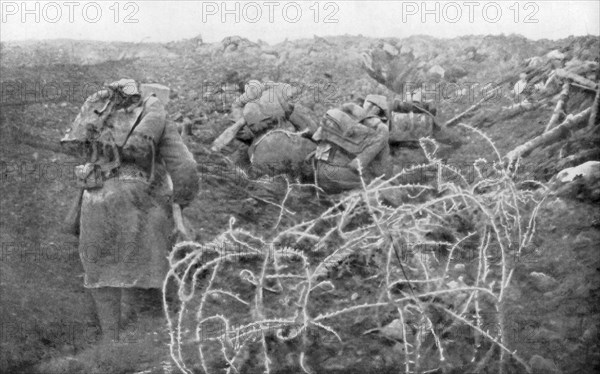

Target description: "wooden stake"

left=555, top=69, right=598, bottom=91
left=505, top=107, right=592, bottom=165
left=589, top=81, right=600, bottom=127
left=544, top=81, right=570, bottom=133
left=445, top=90, right=499, bottom=128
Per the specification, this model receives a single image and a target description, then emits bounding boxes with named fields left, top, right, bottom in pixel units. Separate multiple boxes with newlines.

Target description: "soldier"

left=61, top=79, right=199, bottom=343
left=214, top=80, right=317, bottom=178
left=231, top=80, right=315, bottom=139
left=312, top=94, right=392, bottom=194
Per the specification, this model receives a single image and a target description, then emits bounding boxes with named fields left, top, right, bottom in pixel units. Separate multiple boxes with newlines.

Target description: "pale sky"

left=1, top=1, right=599, bottom=44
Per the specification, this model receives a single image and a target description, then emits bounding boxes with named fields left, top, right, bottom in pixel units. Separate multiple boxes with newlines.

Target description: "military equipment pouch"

left=315, top=143, right=332, bottom=161
left=75, top=163, right=104, bottom=189
left=389, top=112, right=434, bottom=143
left=104, top=164, right=151, bottom=184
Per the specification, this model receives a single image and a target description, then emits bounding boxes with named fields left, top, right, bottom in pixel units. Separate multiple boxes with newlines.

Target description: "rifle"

left=211, top=118, right=246, bottom=152
left=172, top=203, right=191, bottom=242
left=62, top=188, right=84, bottom=236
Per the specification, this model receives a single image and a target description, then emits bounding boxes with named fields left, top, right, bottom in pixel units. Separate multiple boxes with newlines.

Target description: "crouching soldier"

left=60, top=79, right=199, bottom=343
left=312, top=94, right=392, bottom=194
left=213, top=80, right=317, bottom=178
left=231, top=80, right=316, bottom=141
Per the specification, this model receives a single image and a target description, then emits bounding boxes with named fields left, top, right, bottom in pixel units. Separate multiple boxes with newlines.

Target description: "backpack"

left=242, top=83, right=297, bottom=126
left=318, top=108, right=376, bottom=155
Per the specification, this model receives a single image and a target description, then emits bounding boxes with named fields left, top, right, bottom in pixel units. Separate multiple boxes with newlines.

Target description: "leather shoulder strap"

left=120, top=94, right=155, bottom=147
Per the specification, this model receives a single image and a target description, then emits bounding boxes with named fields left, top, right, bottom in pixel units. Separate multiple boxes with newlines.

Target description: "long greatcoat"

left=77, top=95, right=199, bottom=289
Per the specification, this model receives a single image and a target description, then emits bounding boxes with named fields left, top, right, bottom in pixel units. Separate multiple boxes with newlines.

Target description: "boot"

left=289, top=106, right=318, bottom=135
left=91, top=287, right=121, bottom=344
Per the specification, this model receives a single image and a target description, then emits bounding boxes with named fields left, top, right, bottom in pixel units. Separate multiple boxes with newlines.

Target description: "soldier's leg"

left=121, top=288, right=162, bottom=326
left=316, top=162, right=362, bottom=194
left=300, top=157, right=316, bottom=183
left=231, top=143, right=251, bottom=170
left=120, top=288, right=138, bottom=327
left=91, top=287, right=121, bottom=343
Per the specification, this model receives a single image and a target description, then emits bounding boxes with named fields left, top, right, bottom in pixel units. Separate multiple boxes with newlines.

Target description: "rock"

left=224, top=44, right=237, bottom=54
left=261, top=48, right=279, bottom=58
left=453, top=263, right=465, bottom=272
left=382, top=42, right=399, bottom=56
left=400, top=45, right=413, bottom=55
left=362, top=319, right=406, bottom=341
left=573, top=232, right=593, bottom=246
left=171, top=112, right=183, bottom=122
left=552, top=161, right=600, bottom=202
left=261, top=53, right=277, bottom=61
left=428, top=64, right=445, bottom=78
left=221, top=35, right=260, bottom=54
left=556, top=161, right=600, bottom=183
left=527, top=56, right=544, bottom=68
left=546, top=50, right=566, bottom=60
left=529, top=271, right=558, bottom=292
left=529, top=354, right=561, bottom=374
left=444, top=66, right=468, bottom=83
